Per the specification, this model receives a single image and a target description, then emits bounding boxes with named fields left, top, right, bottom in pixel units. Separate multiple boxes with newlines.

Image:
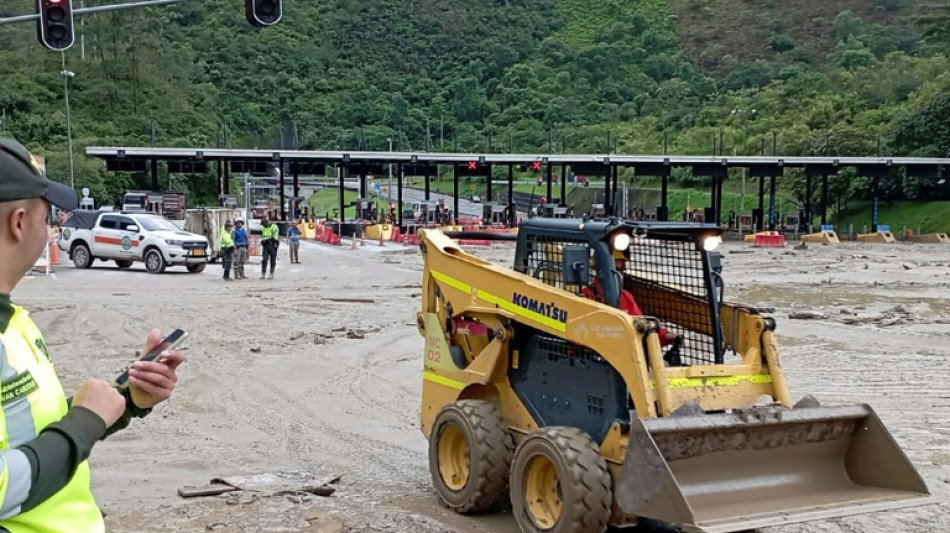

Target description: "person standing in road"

left=288, top=219, right=301, bottom=264
left=220, top=220, right=236, bottom=281
left=260, top=217, right=279, bottom=279
left=0, top=137, right=185, bottom=532
left=232, top=219, right=248, bottom=279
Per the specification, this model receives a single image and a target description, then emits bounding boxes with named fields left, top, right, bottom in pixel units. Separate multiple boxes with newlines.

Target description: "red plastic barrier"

left=458, top=239, right=492, bottom=246
left=754, top=234, right=786, bottom=247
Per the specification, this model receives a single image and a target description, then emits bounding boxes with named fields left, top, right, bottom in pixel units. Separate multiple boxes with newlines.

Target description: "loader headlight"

left=611, top=232, right=631, bottom=251
left=703, top=235, right=722, bottom=251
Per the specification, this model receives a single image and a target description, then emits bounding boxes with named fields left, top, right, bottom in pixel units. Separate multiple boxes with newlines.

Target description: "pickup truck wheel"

left=72, top=243, right=93, bottom=269
left=115, top=260, right=134, bottom=269
left=144, top=248, right=167, bottom=274
left=186, top=263, right=206, bottom=273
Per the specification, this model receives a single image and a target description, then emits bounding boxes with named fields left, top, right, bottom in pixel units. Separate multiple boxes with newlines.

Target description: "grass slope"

left=832, top=200, right=950, bottom=234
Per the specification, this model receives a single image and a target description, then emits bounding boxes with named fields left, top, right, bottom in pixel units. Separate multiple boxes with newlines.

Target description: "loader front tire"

left=429, top=400, right=514, bottom=513
left=510, top=426, right=612, bottom=533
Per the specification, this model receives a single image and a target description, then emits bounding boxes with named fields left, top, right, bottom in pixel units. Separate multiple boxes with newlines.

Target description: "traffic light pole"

left=1, top=0, right=193, bottom=26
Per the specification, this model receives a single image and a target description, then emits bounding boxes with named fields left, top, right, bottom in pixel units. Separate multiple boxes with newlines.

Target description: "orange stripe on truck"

left=94, top=236, right=139, bottom=247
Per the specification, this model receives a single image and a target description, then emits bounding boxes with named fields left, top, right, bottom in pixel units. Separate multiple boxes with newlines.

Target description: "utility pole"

left=388, top=136, right=393, bottom=201
left=80, top=0, right=85, bottom=60
left=61, top=53, right=75, bottom=189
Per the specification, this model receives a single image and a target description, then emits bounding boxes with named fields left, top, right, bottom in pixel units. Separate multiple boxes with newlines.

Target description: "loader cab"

left=514, top=217, right=728, bottom=366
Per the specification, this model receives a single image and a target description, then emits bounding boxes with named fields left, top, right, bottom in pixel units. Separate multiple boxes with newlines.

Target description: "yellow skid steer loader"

left=416, top=218, right=934, bottom=533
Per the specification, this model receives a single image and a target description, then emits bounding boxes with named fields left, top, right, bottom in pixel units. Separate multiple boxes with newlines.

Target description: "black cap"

left=0, top=137, right=78, bottom=211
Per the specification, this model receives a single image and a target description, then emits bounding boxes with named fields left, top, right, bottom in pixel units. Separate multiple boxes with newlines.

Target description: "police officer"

left=220, top=220, right=235, bottom=281
left=260, top=217, right=279, bottom=279
left=0, top=137, right=184, bottom=532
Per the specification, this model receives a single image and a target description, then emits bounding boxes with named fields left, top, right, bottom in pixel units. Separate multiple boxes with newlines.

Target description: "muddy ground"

left=14, top=236, right=949, bottom=532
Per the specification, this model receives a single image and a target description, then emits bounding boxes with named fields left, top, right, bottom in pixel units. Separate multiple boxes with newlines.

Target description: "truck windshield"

left=138, top=217, right=182, bottom=232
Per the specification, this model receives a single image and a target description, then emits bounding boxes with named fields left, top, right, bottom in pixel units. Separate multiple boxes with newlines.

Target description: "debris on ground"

left=179, top=471, right=342, bottom=500
left=789, top=311, right=829, bottom=320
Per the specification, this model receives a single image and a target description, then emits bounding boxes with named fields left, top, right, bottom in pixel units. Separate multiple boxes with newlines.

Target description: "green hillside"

left=0, top=0, right=947, bottom=211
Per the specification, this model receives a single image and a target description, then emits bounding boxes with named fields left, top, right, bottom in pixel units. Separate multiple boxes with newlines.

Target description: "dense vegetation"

left=0, top=0, right=948, bottom=224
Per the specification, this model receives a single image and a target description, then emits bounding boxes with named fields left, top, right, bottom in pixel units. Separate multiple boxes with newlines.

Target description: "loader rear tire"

left=510, top=426, right=611, bottom=533
left=429, top=400, right=514, bottom=514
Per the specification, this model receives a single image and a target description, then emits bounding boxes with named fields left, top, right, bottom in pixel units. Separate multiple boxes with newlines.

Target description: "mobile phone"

left=115, top=329, right=188, bottom=388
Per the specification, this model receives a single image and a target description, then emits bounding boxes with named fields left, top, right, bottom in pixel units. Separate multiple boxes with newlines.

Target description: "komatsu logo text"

left=512, top=292, right=568, bottom=323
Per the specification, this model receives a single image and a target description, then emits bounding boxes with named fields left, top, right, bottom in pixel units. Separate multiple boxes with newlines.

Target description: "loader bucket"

left=614, top=404, right=934, bottom=533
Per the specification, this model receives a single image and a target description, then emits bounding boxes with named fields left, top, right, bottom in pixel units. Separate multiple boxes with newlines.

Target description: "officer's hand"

left=73, top=379, right=126, bottom=427
left=129, top=329, right=186, bottom=410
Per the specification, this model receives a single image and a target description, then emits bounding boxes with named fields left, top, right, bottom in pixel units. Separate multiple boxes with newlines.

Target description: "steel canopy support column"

left=486, top=164, right=492, bottom=204
left=804, top=174, right=812, bottom=231
left=291, top=161, right=299, bottom=221
left=153, top=159, right=160, bottom=191
left=359, top=172, right=366, bottom=198
left=709, top=176, right=718, bottom=225
left=223, top=161, right=230, bottom=196
left=453, top=164, right=459, bottom=224
left=604, top=165, right=619, bottom=217
left=507, top=164, right=514, bottom=227
left=716, top=176, right=724, bottom=225
left=660, top=173, right=669, bottom=221
left=757, top=176, right=765, bottom=231
left=821, top=175, right=829, bottom=226
left=546, top=161, right=553, bottom=203
left=560, top=165, right=567, bottom=206
left=338, top=164, right=346, bottom=222
left=871, top=175, right=880, bottom=232
left=424, top=169, right=430, bottom=201
left=397, top=163, right=403, bottom=227
left=768, top=176, right=777, bottom=231
left=279, top=161, right=286, bottom=221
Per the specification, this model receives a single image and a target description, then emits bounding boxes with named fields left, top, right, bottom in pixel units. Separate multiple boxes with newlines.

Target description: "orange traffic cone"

left=49, top=239, right=59, bottom=265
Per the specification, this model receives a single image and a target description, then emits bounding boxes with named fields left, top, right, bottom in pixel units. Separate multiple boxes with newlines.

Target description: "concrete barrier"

left=857, top=231, right=897, bottom=244
left=802, top=231, right=840, bottom=244
left=910, top=233, right=950, bottom=244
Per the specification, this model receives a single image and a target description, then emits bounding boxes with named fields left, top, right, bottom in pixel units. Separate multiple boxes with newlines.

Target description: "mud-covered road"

left=14, top=236, right=948, bottom=532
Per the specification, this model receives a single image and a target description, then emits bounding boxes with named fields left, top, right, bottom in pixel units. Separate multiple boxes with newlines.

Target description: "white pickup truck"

left=58, top=211, right=210, bottom=274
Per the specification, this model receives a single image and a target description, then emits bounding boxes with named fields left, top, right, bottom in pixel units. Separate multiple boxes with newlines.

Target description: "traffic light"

left=245, top=0, right=282, bottom=27
left=36, top=0, right=75, bottom=51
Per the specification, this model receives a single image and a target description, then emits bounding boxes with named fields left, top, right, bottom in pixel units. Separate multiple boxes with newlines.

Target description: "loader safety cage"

left=514, top=218, right=729, bottom=365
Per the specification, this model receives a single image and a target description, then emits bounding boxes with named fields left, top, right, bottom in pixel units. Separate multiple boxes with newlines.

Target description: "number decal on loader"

left=423, top=313, right=454, bottom=371
left=426, top=341, right=442, bottom=364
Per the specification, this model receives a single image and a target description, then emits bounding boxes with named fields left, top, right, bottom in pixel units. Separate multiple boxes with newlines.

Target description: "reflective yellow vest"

left=220, top=228, right=235, bottom=249
left=0, top=306, right=104, bottom=533
left=262, top=224, right=279, bottom=242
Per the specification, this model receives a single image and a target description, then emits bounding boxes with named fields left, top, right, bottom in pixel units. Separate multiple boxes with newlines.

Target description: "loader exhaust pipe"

left=615, top=404, right=934, bottom=533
